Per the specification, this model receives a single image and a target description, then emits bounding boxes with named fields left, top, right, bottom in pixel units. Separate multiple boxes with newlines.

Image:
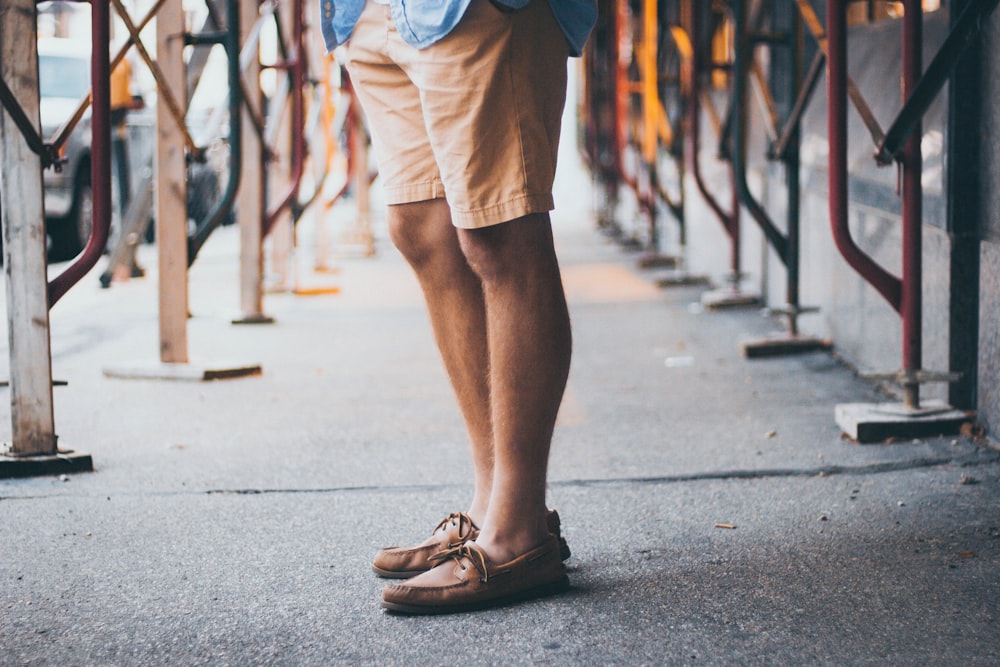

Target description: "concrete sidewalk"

left=2, top=206, right=999, bottom=665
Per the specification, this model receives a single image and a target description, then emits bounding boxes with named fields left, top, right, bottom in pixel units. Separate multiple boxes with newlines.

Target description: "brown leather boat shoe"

left=373, top=509, right=571, bottom=579
left=547, top=509, right=572, bottom=561
left=372, top=512, right=479, bottom=579
left=381, top=535, right=569, bottom=615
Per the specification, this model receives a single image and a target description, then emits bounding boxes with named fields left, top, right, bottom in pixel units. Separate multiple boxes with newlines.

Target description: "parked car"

left=38, top=38, right=224, bottom=262
left=38, top=37, right=97, bottom=260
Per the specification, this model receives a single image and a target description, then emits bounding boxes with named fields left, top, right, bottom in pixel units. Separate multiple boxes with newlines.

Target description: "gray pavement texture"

left=2, top=210, right=1000, bottom=666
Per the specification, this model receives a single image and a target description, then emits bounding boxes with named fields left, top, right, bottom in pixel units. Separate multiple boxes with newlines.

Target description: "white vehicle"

left=38, top=38, right=222, bottom=261
left=38, top=37, right=99, bottom=259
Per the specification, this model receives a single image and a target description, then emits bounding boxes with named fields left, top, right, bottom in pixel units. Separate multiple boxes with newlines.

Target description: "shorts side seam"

left=503, top=24, right=531, bottom=203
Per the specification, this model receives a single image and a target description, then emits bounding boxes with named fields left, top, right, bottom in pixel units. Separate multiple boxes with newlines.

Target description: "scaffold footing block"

left=835, top=400, right=972, bottom=444
left=617, top=236, right=645, bottom=251
left=0, top=379, right=68, bottom=387
left=636, top=253, right=680, bottom=270
left=293, top=285, right=342, bottom=297
left=102, top=361, right=263, bottom=382
left=312, top=266, right=342, bottom=275
left=655, top=271, right=712, bottom=289
left=232, top=313, right=276, bottom=325
left=597, top=218, right=623, bottom=238
left=0, top=450, right=93, bottom=479
left=701, top=288, right=762, bottom=310
left=740, top=333, right=832, bottom=358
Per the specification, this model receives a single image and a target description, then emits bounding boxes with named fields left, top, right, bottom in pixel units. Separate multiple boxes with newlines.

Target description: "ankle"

left=473, top=521, right=550, bottom=564
left=467, top=499, right=490, bottom=529
left=467, top=509, right=487, bottom=530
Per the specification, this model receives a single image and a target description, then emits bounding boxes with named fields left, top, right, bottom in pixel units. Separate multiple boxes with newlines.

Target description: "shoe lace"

left=429, top=543, right=490, bottom=583
left=433, top=512, right=477, bottom=547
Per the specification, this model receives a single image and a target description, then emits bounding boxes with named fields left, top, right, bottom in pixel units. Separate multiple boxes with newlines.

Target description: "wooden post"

left=236, top=0, right=271, bottom=323
left=0, top=5, right=56, bottom=456
left=104, top=0, right=261, bottom=382
left=350, top=100, right=375, bottom=257
left=0, top=3, right=91, bottom=476
left=268, top=0, right=295, bottom=291
left=156, top=0, right=189, bottom=363
left=331, top=84, right=375, bottom=258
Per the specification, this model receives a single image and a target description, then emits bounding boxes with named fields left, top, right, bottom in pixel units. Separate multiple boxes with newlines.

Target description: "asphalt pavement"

left=2, top=190, right=999, bottom=665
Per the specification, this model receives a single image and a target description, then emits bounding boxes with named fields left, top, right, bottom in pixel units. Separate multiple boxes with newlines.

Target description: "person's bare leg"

left=387, top=199, right=493, bottom=523
left=457, top=213, right=572, bottom=563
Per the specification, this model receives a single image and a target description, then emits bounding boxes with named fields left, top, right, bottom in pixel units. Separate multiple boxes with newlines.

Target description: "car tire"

left=187, top=161, right=223, bottom=225
left=47, top=163, right=91, bottom=262
left=71, top=164, right=95, bottom=253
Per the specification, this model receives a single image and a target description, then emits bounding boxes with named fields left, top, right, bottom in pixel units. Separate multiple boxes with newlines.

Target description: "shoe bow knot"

left=433, top=512, right=478, bottom=548
left=430, top=543, right=490, bottom=583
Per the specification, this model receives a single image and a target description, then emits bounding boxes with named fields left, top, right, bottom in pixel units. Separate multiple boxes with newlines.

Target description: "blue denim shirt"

left=319, top=0, right=597, bottom=57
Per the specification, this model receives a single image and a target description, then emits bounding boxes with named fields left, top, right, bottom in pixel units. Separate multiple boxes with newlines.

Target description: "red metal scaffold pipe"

left=900, top=0, right=923, bottom=408
left=825, top=1, right=902, bottom=312
left=263, top=0, right=307, bottom=238
left=686, top=0, right=740, bottom=282
left=827, top=0, right=924, bottom=409
left=47, top=0, right=112, bottom=308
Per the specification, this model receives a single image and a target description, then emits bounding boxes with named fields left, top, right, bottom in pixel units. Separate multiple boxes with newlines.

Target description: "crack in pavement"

left=552, top=451, right=1000, bottom=488
left=2, top=450, right=997, bottom=502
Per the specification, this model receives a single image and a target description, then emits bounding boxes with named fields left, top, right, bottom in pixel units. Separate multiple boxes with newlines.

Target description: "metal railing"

left=686, top=0, right=742, bottom=286
left=824, top=0, right=996, bottom=409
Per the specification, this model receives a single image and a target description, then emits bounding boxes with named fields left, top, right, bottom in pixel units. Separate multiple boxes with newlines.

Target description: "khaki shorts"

left=343, top=0, right=570, bottom=228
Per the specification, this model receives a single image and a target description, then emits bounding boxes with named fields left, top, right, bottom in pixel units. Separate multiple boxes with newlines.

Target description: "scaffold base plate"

left=835, top=400, right=972, bottom=443
left=293, top=285, right=342, bottom=297
left=0, top=450, right=93, bottom=479
left=655, top=271, right=712, bottom=288
left=636, top=253, right=680, bottom=270
left=102, top=361, right=263, bottom=382
left=740, top=334, right=832, bottom=358
left=701, top=288, right=762, bottom=310
left=232, top=313, right=276, bottom=325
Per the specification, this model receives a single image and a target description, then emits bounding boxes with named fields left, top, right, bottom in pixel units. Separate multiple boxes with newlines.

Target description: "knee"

left=386, top=200, right=453, bottom=270
left=386, top=207, right=420, bottom=260
left=457, top=226, right=506, bottom=285
left=458, top=214, right=556, bottom=285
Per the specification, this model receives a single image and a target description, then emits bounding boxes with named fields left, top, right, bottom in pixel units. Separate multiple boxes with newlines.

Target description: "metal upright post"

left=784, top=12, right=803, bottom=336
left=640, top=0, right=661, bottom=255
left=946, top=0, right=983, bottom=412
left=730, top=0, right=827, bottom=356
left=827, top=0, right=968, bottom=441
left=184, top=0, right=245, bottom=266
left=589, top=0, right=622, bottom=237
left=900, top=0, right=923, bottom=409
left=686, top=0, right=759, bottom=308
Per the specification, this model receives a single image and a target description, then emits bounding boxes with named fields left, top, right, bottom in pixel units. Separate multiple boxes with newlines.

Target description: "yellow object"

left=640, top=0, right=660, bottom=162
left=109, top=58, right=133, bottom=111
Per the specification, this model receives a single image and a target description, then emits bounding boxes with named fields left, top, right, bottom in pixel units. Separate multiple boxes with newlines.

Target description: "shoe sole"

left=372, top=565, right=425, bottom=579
left=558, top=536, right=571, bottom=561
left=381, top=575, right=570, bottom=615
left=373, top=536, right=571, bottom=580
